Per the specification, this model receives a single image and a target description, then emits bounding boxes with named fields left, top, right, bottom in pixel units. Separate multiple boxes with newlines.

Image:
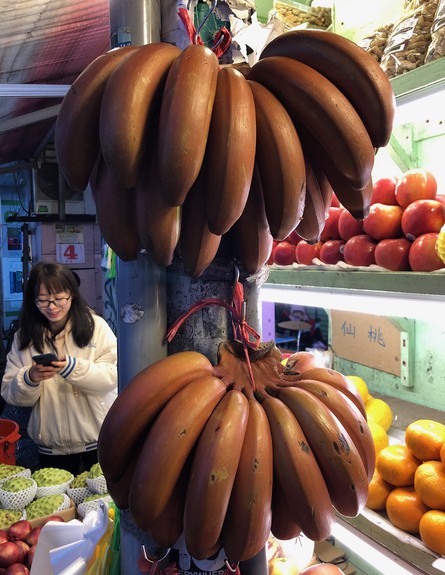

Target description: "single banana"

left=136, top=148, right=181, bottom=268
left=295, top=157, right=326, bottom=243
left=222, top=398, right=273, bottom=562
left=97, top=351, right=214, bottom=483
left=205, top=67, right=256, bottom=235
left=158, top=44, right=219, bottom=206
left=179, top=170, right=222, bottom=278
left=148, top=463, right=190, bottom=549
left=259, top=29, right=396, bottom=148
left=278, top=386, right=369, bottom=517
left=55, top=45, right=139, bottom=192
left=99, top=42, right=181, bottom=189
left=89, top=154, right=139, bottom=262
left=230, top=163, right=274, bottom=276
left=270, top=482, right=302, bottom=541
left=302, top=130, right=372, bottom=221
left=184, top=389, right=249, bottom=560
left=248, top=56, right=375, bottom=190
left=262, top=395, right=335, bottom=542
left=292, top=378, right=375, bottom=481
left=291, top=366, right=367, bottom=418
left=105, top=449, right=139, bottom=510
left=129, top=375, right=227, bottom=533
left=247, top=80, right=306, bottom=241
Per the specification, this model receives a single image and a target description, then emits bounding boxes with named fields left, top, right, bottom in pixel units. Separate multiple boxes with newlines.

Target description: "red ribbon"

left=165, top=281, right=260, bottom=389
left=177, top=7, right=231, bottom=57
left=138, top=553, right=179, bottom=574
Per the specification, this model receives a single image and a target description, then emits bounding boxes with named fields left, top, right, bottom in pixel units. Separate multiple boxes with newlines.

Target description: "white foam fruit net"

left=0, top=479, right=38, bottom=511
left=86, top=475, right=108, bottom=495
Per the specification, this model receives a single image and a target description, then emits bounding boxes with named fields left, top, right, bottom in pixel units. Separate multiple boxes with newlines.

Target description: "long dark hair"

left=18, top=261, right=94, bottom=352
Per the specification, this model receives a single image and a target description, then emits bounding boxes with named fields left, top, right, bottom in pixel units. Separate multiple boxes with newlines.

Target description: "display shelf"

left=338, top=508, right=445, bottom=575
left=266, top=267, right=445, bottom=297
left=390, top=58, right=445, bottom=106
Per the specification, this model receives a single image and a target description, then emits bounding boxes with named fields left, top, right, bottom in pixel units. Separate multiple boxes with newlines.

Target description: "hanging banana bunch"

left=55, top=29, right=395, bottom=277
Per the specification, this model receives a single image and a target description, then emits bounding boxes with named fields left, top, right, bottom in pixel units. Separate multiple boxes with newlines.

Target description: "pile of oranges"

left=367, top=418, right=445, bottom=557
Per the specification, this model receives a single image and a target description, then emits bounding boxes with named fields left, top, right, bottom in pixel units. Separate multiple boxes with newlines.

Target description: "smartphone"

left=32, top=353, right=59, bottom=366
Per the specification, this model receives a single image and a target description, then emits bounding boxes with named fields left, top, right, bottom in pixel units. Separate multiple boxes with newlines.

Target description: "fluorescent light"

left=332, top=519, right=423, bottom=575
left=260, top=284, right=444, bottom=322
left=0, top=84, right=70, bottom=97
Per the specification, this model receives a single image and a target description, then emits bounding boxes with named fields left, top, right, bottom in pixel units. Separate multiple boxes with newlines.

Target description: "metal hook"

left=187, top=0, right=218, bottom=44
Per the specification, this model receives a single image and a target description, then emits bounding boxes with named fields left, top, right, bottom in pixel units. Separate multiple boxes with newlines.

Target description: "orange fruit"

left=405, top=419, right=445, bottom=461
left=441, top=442, right=445, bottom=465
left=346, top=375, right=369, bottom=404
left=376, top=444, right=421, bottom=486
left=365, top=397, right=393, bottom=431
left=414, top=459, right=445, bottom=510
left=366, top=469, right=393, bottom=511
left=368, top=419, right=389, bottom=455
left=419, top=510, right=445, bottom=555
left=385, top=486, right=429, bottom=534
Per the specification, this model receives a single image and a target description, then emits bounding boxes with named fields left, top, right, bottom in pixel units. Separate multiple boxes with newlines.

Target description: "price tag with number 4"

left=56, top=243, right=85, bottom=264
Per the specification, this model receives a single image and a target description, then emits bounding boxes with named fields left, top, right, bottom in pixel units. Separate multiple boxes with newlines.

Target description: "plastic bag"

left=425, top=0, right=445, bottom=61
left=359, top=24, right=394, bottom=63
left=86, top=504, right=120, bottom=575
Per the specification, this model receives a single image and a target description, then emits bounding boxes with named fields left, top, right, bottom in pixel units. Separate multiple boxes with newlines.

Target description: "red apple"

left=0, top=543, right=19, bottom=568
left=272, top=241, right=296, bottom=266
left=283, top=230, right=302, bottom=245
left=268, top=241, right=278, bottom=264
left=295, top=240, right=323, bottom=265
left=12, top=542, right=29, bottom=565
left=395, top=168, right=437, bottom=208
left=363, top=203, right=403, bottom=241
left=343, top=234, right=377, bottom=266
left=26, top=545, right=36, bottom=569
left=0, top=533, right=8, bottom=546
left=409, top=232, right=445, bottom=272
left=42, top=515, right=65, bottom=525
left=371, top=176, right=398, bottom=205
left=8, top=521, right=32, bottom=543
left=401, top=199, right=445, bottom=239
left=320, top=207, right=343, bottom=241
left=330, top=192, right=341, bottom=208
left=319, top=239, right=345, bottom=264
left=3, top=564, right=29, bottom=575
left=338, top=209, right=364, bottom=241
left=435, top=194, right=445, bottom=207
left=24, top=528, right=41, bottom=549
left=374, top=238, right=412, bottom=271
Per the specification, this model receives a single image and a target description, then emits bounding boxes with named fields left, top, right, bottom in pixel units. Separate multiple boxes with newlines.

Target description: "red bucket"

left=0, top=419, right=21, bottom=465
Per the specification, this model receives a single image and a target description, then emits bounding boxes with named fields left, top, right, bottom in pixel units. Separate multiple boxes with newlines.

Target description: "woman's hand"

left=29, top=358, right=67, bottom=383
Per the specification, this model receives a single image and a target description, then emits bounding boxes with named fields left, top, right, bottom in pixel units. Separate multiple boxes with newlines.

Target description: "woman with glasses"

left=1, top=261, right=117, bottom=475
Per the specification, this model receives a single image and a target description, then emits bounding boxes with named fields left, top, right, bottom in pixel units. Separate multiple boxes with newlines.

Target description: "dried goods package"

left=425, top=0, right=445, bottom=61
left=380, top=0, right=438, bottom=77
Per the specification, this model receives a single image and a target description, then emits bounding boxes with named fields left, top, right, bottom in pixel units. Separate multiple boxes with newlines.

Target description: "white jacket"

left=1, top=314, right=117, bottom=455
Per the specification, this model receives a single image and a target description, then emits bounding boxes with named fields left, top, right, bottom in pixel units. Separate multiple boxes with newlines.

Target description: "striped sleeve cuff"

left=24, top=369, right=39, bottom=387
left=59, top=355, right=76, bottom=378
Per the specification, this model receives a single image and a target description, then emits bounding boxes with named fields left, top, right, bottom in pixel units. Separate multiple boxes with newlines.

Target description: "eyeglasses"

left=35, top=296, right=71, bottom=309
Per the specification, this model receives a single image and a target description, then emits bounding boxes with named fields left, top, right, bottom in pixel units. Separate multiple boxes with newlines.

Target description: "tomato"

left=394, top=169, right=437, bottom=208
